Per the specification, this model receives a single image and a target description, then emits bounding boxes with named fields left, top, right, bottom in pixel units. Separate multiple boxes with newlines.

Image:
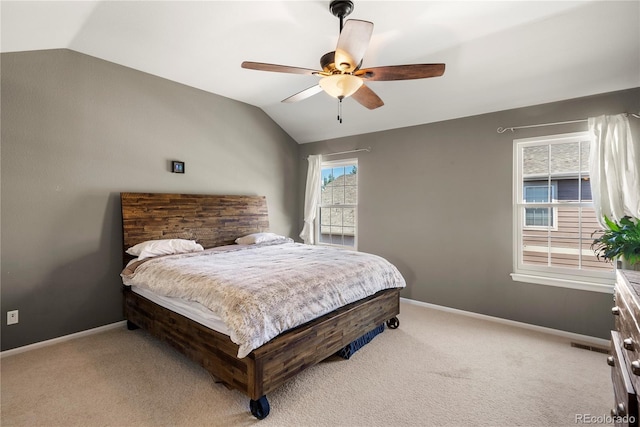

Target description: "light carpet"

left=1, top=301, right=613, bottom=426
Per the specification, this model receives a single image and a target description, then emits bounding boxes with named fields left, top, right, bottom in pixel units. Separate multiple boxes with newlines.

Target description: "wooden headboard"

left=120, top=193, right=269, bottom=260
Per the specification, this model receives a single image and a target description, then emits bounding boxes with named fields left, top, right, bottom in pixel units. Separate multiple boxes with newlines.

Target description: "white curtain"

left=588, top=114, right=640, bottom=226
left=299, top=154, right=322, bottom=244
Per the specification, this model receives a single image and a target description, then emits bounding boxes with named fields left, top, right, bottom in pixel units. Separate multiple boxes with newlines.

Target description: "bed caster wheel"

left=386, top=317, right=400, bottom=329
left=126, top=320, right=139, bottom=330
left=250, top=395, right=270, bottom=420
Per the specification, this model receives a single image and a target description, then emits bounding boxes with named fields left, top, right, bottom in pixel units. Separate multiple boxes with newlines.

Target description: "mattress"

left=131, top=286, right=231, bottom=336
left=123, top=241, right=406, bottom=357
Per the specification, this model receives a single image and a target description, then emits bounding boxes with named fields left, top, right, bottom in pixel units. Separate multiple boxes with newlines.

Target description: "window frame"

left=316, top=158, right=358, bottom=250
left=512, top=132, right=614, bottom=293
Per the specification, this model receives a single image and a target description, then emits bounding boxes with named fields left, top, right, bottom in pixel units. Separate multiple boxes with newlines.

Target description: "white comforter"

left=121, top=241, right=406, bottom=358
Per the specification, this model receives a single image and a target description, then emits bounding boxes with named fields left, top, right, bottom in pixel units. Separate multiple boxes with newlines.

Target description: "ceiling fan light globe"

left=319, top=74, right=363, bottom=99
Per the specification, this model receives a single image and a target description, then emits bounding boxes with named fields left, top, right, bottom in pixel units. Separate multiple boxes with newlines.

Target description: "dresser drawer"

left=615, top=291, right=640, bottom=394
left=610, top=331, right=639, bottom=426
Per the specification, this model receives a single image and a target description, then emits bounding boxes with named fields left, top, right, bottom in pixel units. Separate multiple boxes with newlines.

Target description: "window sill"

left=510, top=273, right=614, bottom=294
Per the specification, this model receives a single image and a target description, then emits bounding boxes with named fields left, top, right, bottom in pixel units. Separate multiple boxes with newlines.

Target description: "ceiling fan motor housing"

left=321, top=51, right=362, bottom=74
left=320, top=52, right=336, bottom=72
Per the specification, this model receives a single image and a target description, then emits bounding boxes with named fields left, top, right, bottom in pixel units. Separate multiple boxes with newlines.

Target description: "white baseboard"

left=1, top=320, right=128, bottom=359
left=400, top=297, right=610, bottom=348
left=2, top=300, right=610, bottom=358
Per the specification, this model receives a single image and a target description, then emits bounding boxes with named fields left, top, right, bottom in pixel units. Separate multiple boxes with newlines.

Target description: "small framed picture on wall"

left=172, top=161, right=185, bottom=174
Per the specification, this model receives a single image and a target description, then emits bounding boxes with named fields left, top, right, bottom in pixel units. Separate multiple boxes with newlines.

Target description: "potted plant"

left=592, top=216, right=640, bottom=270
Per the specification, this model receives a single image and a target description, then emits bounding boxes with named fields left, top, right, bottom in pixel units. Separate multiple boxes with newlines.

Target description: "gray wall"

left=1, top=49, right=300, bottom=351
left=299, top=87, right=640, bottom=340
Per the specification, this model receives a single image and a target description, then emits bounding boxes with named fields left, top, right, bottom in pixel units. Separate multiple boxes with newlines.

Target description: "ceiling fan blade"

left=356, top=64, right=446, bottom=81
left=334, top=19, right=374, bottom=73
left=282, top=85, right=324, bottom=103
left=351, top=84, right=384, bottom=110
left=241, top=61, right=320, bottom=76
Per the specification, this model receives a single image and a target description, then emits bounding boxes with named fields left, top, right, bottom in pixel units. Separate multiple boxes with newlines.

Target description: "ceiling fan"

left=241, top=0, right=445, bottom=122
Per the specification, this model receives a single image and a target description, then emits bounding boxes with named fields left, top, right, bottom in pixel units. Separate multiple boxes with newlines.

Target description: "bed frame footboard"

left=123, top=286, right=400, bottom=415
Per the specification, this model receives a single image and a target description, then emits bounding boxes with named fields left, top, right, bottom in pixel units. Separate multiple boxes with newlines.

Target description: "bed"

left=120, top=192, right=404, bottom=419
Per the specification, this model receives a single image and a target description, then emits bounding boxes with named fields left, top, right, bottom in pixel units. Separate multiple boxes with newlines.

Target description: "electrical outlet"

left=7, top=310, right=18, bottom=325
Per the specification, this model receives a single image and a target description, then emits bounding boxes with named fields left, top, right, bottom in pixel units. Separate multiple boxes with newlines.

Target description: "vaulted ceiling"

left=2, top=1, right=639, bottom=143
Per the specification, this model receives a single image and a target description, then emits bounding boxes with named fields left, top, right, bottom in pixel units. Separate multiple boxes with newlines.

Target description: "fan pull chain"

left=337, top=98, right=343, bottom=124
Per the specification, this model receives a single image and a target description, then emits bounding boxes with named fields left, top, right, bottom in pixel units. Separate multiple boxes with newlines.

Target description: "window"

left=512, top=132, right=614, bottom=292
left=317, top=159, right=357, bottom=249
left=523, top=183, right=557, bottom=228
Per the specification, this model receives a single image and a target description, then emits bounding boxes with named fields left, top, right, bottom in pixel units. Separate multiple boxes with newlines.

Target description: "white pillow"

left=235, top=232, right=287, bottom=245
left=126, top=239, right=204, bottom=260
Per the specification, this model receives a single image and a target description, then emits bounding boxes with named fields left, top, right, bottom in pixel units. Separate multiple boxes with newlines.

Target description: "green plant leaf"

left=604, top=215, right=620, bottom=231
left=592, top=215, right=640, bottom=264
